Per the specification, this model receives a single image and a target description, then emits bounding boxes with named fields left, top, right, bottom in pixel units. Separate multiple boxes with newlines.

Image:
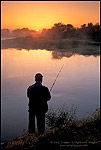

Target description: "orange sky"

left=1, top=1, right=100, bottom=30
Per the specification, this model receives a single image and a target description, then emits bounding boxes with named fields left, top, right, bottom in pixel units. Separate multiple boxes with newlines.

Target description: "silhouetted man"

left=27, top=73, right=51, bottom=134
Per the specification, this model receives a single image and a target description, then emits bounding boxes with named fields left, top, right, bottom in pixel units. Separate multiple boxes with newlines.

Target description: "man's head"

left=35, top=73, right=43, bottom=83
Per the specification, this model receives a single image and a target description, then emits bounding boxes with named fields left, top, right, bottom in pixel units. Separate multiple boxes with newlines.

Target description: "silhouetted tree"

left=81, top=24, right=86, bottom=28
left=88, top=22, right=93, bottom=28
left=63, top=24, right=76, bottom=38
left=66, top=24, right=73, bottom=28
left=1, top=29, right=11, bottom=38
left=46, top=22, right=65, bottom=39
left=12, top=28, right=36, bottom=37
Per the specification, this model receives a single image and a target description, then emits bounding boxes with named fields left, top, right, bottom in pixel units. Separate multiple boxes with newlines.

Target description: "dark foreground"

left=1, top=108, right=100, bottom=150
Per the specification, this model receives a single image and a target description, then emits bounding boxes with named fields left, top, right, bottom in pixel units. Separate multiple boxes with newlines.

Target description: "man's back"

left=27, top=83, right=51, bottom=113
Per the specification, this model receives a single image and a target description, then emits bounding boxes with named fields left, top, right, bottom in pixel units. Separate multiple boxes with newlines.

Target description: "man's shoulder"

left=28, top=84, right=35, bottom=90
left=42, top=85, right=49, bottom=90
left=27, top=84, right=49, bottom=91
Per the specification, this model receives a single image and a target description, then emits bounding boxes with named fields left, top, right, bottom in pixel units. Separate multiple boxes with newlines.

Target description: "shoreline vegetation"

left=1, top=107, right=100, bottom=150
left=1, top=37, right=100, bottom=58
left=1, top=22, right=100, bottom=58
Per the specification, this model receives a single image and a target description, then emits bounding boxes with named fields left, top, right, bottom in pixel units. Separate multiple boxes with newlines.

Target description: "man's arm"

left=45, top=87, right=51, bottom=101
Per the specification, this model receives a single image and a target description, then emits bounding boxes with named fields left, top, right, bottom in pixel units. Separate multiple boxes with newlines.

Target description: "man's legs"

left=36, top=113, right=45, bottom=134
left=28, top=111, right=35, bottom=133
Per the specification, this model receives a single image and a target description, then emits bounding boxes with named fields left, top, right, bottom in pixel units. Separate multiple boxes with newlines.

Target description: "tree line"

left=1, top=22, right=100, bottom=41
left=41, top=22, right=100, bottom=41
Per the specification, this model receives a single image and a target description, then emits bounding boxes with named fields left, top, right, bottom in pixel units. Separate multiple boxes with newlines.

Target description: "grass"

left=1, top=107, right=100, bottom=150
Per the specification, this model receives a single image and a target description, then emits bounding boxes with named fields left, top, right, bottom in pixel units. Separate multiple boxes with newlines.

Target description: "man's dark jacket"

left=27, top=83, right=51, bottom=113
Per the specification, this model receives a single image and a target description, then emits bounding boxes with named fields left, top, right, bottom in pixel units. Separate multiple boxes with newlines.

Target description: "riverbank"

left=1, top=108, right=100, bottom=150
left=1, top=37, right=100, bottom=56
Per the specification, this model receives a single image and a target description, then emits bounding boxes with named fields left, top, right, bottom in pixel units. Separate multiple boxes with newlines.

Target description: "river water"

left=1, top=48, right=100, bottom=142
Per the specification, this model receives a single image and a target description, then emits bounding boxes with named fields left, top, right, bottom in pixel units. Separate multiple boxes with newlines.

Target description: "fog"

left=1, top=22, right=100, bottom=58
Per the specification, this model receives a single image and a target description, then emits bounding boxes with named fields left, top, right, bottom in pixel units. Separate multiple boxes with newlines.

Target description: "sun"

left=36, top=29, right=39, bottom=32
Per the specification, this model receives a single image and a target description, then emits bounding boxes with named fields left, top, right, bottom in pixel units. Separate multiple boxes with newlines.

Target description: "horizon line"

left=1, top=22, right=100, bottom=31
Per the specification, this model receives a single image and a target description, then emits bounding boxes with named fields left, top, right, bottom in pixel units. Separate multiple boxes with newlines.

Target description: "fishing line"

left=50, top=64, right=64, bottom=92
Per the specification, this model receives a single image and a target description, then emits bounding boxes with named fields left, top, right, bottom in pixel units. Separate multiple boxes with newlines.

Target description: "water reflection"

left=52, top=51, right=73, bottom=59
left=1, top=48, right=100, bottom=142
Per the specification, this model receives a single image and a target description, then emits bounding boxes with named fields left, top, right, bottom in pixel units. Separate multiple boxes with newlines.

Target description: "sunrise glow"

left=1, top=1, right=100, bottom=30
left=36, top=29, right=39, bottom=32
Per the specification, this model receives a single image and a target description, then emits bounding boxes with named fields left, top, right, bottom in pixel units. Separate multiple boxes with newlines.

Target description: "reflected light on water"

left=1, top=48, right=100, bottom=142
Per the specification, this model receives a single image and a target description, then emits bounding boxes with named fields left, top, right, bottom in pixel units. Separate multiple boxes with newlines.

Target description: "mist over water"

left=1, top=48, right=100, bottom=142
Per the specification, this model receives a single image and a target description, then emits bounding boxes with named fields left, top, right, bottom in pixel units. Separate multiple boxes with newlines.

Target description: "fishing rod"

left=50, top=64, right=64, bottom=92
